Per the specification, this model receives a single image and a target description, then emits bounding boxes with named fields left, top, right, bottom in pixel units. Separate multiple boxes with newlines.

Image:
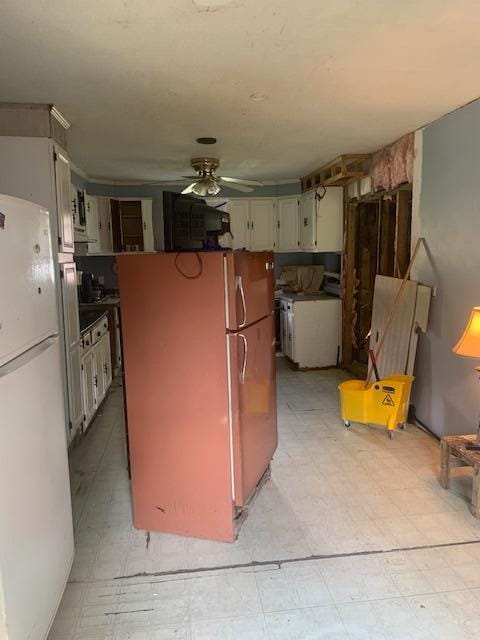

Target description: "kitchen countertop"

left=278, top=291, right=340, bottom=302
left=79, top=310, right=108, bottom=334
left=80, top=295, right=120, bottom=307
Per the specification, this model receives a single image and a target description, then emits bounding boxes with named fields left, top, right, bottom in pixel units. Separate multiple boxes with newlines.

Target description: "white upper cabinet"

left=141, top=199, right=154, bottom=252
left=316, top=186, right=343, bottom=252
left=229, top=199, right=250, bottom=250
left=54, top=149, right=74, bottom=253
left=276, top=196, right=299, bottom=251
left=228, top=198, right=274, bottom=251
left=249, top=199, right=275, bottom=250
left=96, top=197, right=113, bottom=253
left=299, top=187, right=343, bottom=252
left=299, top=190, right=317, bottom=251
left=85, top=194, right=99, bottom=252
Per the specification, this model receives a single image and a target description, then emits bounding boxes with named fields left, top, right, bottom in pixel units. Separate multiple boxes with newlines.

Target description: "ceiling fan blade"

left=218, top=180, right=253, bottom=193
left=219, top=176, right=263, bottom=187
left=182, top=175, right=201, bottom=179
left=181, top=183, right=197, bottom=194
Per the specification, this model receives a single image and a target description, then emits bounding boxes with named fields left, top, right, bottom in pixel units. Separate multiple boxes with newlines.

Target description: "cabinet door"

left=229, top=199, right=250, bottom=249
left=93, top=342, right=106, bottom=405
left=85, top=195, right=100, bottom=253
left=249, top=199, right=275, bottom=251
left=286, top=311, right=294, bottom=359
left=82, top=352, right=96, bottom=429
left=67, top=345, right=83, bottom=437
left=70, top=184, right=79, bottom=229
left=299, top=191, right=316, bottom=250
left=101, top=333, right=112, bottom=390
left=141, top=200, right=154, bottom=252
left=61, top=263, right=80, bottom=348
left=97, top=197, right=113, bottom=253
left=55, top=149, right=74, bottom=253
left=315, top=186, right=344, bottom=252
left=280, top=309, right=287, bottom=353
left=276, top=197, right=299, bottom=251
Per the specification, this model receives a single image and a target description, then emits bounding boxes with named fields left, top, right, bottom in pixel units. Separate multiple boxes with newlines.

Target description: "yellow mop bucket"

left=338, top=375, right=414, bottom=438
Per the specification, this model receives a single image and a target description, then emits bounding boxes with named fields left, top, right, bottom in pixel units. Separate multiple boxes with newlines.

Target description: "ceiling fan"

left=180, top=157, right=263, bottom=196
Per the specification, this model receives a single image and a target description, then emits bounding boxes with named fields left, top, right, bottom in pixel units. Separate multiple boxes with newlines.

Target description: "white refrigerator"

left=0, top=195, right=74, bottom=639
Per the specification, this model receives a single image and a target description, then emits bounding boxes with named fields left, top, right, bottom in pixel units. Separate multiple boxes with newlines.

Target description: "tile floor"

left=49, top=359, right=480, bottom=639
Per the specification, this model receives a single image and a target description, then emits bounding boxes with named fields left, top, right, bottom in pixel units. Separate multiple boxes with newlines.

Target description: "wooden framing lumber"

left=301, top=154, right=371, bottom=192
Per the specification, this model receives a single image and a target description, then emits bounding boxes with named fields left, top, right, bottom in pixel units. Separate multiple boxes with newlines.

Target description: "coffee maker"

left=78, top=272, right=104, bottom=303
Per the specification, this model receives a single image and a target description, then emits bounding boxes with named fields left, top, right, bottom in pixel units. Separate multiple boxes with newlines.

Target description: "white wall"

left=411, top=99, right=480, bottom=437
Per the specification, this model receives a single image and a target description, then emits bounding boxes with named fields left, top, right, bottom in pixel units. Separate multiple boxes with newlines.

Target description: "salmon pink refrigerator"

left=117, top=251, right=277, bottom=542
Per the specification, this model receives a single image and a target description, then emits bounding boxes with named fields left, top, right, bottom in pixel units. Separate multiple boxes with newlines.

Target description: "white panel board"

left=369, top=275, right=417, bottom=378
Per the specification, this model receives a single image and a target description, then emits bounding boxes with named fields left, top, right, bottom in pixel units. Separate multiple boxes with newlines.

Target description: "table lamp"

left=453, top=307, right=480, bottom=451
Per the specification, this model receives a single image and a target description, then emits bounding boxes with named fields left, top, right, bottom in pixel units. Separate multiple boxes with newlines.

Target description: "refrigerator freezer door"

left=229, top=314, right=278, bottom=506
left=118, top=253, right=236, bottom=542
left=225, top=251, right=274, bottom=331
left=0, top=195, right=58, bottom=367
left=0, top=337, right=74, bottom=640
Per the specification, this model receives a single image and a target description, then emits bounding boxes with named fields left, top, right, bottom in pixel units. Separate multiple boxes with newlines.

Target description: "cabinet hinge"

left=60, top=268, right=64, bottom=279
left=68, top=420, right=72, bottom=431
left=83, top=414, right=86, bottom=422
left=58, top=236, right=62, bottom=248
left=315, top=240, right=317, bottom=246
left=53, top=150, right=58, bottom=162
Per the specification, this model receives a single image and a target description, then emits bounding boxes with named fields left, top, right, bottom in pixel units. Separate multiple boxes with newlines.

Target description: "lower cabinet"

left=81, top=321, right=112, bottom=431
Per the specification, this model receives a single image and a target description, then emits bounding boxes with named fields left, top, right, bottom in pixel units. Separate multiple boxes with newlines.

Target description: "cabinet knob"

left=97, top=331, right=101, bottom=337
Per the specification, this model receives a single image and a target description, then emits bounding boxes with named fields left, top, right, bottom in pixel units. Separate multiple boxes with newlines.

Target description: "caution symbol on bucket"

left=382, top=394, right=395, bottom=407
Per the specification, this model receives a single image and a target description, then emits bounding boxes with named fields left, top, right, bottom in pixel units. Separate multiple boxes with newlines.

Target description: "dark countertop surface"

left=79, top=295, right=120, bottom=307
left=79, top=310, right=108, bottom=334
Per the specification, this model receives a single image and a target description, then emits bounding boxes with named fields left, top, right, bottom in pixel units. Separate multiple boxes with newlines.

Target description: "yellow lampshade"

left=453, top=307, right=480, bottom=358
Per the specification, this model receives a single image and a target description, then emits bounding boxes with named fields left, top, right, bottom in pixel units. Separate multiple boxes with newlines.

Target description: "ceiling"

left=1, top=0, right=479, bottom=182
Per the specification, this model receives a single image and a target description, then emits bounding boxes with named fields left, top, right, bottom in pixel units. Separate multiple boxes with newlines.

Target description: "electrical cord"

left=174, top=252, right=203, bottom=279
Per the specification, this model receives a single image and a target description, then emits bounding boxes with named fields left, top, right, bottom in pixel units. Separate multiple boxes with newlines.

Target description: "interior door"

left=276, top=197, right=299, bottom=251
left=141, top=200, right=154, bottom=252
left=225, top=251, right=275, bottom=330
left=54, top=148, right=74, bottom=253
left=249, top=199, right=275, bottom=250
left=229, top=315, right=277, bottom=506
left=0, top=338, right=74, bottom=640
left=229, top=199, right=250, bottom=249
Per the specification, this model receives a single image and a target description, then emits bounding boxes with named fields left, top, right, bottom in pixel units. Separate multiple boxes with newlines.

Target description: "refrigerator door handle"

left=238, top=333, right=248, bottom=384
left=0, top=335, right=58, bottom=379
left=236, top=275, right=247, bottom=328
